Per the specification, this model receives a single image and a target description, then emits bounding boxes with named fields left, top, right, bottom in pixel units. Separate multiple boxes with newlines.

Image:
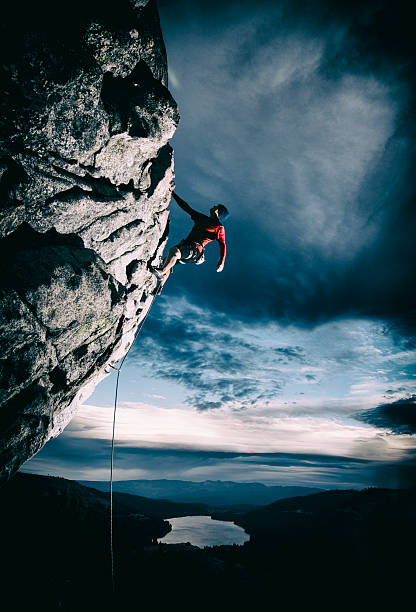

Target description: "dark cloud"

left=384, top=387, right=407, bottom=398
left=369, top=448, right=416, bottom=489
left=358, top=395, right=416, bottom=435
left=131, top=300, right=305, bottom=409
left=275, top=346, right=304, bottom=360
left=21, top=436, right=112, bottom=471
left=236, top=451, right=368, bottom=467
left=157, top=0, right=416, bottom=341
left=382, top=312, right=416, bottom=350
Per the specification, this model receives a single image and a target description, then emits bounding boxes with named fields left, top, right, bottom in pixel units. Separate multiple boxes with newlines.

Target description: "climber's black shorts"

left=177, top=241, right=204, bottom=264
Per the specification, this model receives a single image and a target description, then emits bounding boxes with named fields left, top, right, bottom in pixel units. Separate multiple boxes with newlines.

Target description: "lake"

left=158, top=515, right=250, bottom=548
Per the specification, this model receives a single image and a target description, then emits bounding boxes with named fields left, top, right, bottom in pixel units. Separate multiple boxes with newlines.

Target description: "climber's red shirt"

left=185, top=211, right=226, bottom=265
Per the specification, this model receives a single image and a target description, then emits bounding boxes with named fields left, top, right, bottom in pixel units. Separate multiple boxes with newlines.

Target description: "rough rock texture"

left=0, top=0, right=179, bottom=483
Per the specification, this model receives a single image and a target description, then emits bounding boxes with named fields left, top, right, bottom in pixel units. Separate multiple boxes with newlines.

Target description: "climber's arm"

left=216, top=226, right=226, bottom=273
left=172, top=192, right=198, bottom=217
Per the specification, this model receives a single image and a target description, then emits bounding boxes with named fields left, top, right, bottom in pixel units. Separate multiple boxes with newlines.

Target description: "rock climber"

left=151, top=191, right=229, bottom=283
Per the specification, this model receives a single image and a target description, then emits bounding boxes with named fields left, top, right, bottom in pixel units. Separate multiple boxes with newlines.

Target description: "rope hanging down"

left=109, top=285, right=160, bottom=593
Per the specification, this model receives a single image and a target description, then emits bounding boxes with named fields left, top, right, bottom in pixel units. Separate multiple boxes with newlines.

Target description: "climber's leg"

left=161, top=246, right=181, bottom=273
left=152, top=246, right=181, bottom=280
left=162, top=246, right=181, bottom=271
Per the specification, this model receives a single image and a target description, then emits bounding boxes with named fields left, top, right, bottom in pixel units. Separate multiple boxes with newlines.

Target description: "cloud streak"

left=24, top=419, right=415, bottom=488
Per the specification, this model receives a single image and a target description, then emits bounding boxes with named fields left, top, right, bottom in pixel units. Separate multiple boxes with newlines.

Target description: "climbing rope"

left=109, top=283, right=161, bottom=593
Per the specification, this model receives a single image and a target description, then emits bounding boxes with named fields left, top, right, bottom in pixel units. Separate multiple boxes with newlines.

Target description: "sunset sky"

left=24, top=0, right=416, bottom=489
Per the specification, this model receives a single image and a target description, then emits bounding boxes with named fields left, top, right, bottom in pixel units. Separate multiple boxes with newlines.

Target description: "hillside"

left=235, top=487, right=416, bottom=552
left=1, top=473, right=413, bottom=609
left=1, top=472, right=171, bottom=541
left=4, top=471, right=212, bottom=519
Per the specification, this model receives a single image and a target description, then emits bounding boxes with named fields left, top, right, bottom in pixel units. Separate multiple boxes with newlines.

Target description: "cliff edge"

left=0, top=0, right=179, bottom=482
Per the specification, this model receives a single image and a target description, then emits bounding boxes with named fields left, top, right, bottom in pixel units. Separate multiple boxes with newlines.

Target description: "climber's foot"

left=150, top=266, right=165, bottom=280
left=154, top=279, right=164, bottom=296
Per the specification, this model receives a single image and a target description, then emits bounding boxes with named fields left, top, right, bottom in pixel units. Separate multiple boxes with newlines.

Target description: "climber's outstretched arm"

left=216, top=226, right=226, bottom=273
left=172, top=191, right=198, bottom=217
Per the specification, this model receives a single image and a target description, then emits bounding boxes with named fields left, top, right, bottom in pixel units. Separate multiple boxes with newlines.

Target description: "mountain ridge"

left=79, top=477, right=323, bottom=506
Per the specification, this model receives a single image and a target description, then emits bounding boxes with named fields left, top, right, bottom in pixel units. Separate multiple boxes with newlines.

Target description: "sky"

left=24, top=0, right=416, bottom=489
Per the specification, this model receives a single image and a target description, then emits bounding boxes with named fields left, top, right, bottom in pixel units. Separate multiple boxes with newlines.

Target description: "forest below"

left=1, top=473, right=414, bottom=610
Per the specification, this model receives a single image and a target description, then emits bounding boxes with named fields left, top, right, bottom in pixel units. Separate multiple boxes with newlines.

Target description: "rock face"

left=0, top=0, right=179, bottom=482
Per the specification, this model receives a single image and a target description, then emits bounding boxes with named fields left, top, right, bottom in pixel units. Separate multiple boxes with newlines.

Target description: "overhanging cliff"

left=0, top=0, right=179, bottom=482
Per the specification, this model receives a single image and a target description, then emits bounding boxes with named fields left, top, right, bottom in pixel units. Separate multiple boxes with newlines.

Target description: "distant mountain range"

left=79, top=478, right=323, bottom=507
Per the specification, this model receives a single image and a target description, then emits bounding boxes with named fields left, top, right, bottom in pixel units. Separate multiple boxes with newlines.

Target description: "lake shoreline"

left=158, top=515, right=250, bottom=548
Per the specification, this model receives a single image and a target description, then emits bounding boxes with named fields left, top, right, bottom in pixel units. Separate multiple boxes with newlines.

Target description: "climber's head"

left=210, top=204, right=229, bottom=223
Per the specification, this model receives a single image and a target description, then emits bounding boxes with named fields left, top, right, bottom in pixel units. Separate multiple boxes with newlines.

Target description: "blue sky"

left=24, top=0, right=416, bottom=488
